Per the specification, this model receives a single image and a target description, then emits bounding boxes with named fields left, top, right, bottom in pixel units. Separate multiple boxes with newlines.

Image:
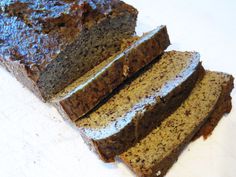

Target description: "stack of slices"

left=0, top=1, right=234, bottom=177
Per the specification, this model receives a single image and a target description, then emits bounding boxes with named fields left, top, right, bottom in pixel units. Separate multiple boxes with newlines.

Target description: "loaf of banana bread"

left=76, top=51, right=204, bottom=162
left=119, top=71, right=234, bottom=177
left=0, top=0, right=138, bottom=100
left=52, top=26, right=170, bottom=121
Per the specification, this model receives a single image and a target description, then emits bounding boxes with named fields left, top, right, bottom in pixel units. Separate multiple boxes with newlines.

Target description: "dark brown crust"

left=0, top=1, right=137, bottom=101
left=57, top=26, right=170, bottom=121
left=0, top=59, right=44, bottom=100
left=80, top=64, right=205, bottom=162
left=140, top=74, right=234, bottom=177
left=0, top=1, right=134, bottom=68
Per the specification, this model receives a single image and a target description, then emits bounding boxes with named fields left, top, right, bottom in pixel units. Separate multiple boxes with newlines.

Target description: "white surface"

left=0, top=0, right=236, bottom=177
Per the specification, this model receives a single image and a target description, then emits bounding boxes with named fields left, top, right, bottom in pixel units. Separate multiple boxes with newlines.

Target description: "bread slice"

left=76, top=51, right=204, bottom=162
left=52, top=26, right=170, bottom=121
left=119, top=71, right=234, bottom=177
left=0, top=0, right=138, bottom=101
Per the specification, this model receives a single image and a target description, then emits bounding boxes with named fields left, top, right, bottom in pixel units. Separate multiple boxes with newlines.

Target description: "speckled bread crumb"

left=193, top=72, right=234, bottom=140
left=52, top=26, right=170, bottom=121
left=76, top=51, right=204, bottom=162
left=119, top=71, right=234, bottom=177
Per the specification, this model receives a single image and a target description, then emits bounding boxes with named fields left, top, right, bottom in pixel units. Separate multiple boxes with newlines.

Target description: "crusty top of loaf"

left=1, top=0, right=121, bottom=30
left=76, top=51, right=200, bottom=140
left=119, top=71, right=233, bottom=176
left=51, top=26, right=166, bottom=101
left=0, top=0, right=137, bottom=80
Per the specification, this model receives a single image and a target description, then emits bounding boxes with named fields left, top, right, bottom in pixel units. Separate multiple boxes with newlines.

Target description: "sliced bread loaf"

left=76, top=51, right=204, bottom=162
left=52, top=26, right=170, bottom=121
left=0, top=0, right=138, bottom=101
left=119, top=71, right=234, bottom=177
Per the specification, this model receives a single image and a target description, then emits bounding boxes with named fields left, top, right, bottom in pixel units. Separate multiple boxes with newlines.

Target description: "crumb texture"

left=75, top=51, right=203, bottom=161
left=119, top=71, right=233, bottom=177
left=53, top=26, right=170, bottom=120
left=77, top=51, right=200, bottom=140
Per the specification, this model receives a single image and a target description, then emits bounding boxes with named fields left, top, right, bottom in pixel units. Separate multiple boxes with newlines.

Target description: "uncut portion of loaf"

left=119, top=71, right=234, bottom=177
left=76, top=51, right=204, bottom=162
left=52, top=26, right=170, bottom=121
left=0, top=0, right=137, bottom=100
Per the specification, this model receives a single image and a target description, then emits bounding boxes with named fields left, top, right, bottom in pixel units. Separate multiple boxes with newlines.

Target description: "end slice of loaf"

left=51, top=26, right=170, bottom=121
left=119, top=71, right=234, bottom=177
left=76, top=51, right=204, bottom=162
left=0, top=0, right=138, bottom=101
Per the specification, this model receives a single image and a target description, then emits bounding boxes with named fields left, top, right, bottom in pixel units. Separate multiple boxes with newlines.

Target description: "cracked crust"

left=0, top=0, right=138, bottom=100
